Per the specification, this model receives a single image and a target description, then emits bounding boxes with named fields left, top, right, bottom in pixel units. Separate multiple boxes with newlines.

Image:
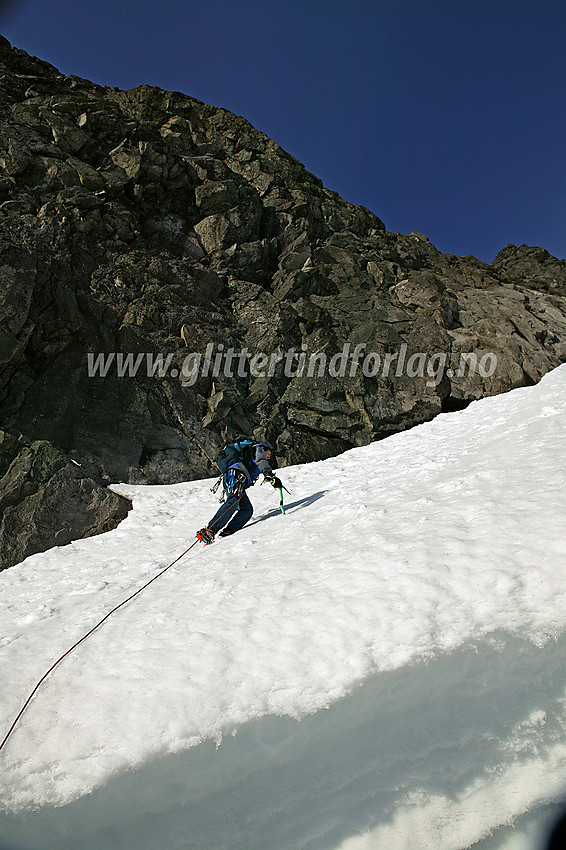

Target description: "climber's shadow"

left=249, top=490, right=327, bottom=525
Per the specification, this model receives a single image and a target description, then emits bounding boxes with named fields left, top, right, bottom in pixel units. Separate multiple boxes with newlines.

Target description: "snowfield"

left=1, top=366, right=566, bottom=850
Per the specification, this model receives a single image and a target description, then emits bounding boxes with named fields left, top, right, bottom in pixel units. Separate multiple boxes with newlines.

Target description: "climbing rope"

left=0, top=537, right=200, bottom=755
left=0, top=479, right=287, bottom=754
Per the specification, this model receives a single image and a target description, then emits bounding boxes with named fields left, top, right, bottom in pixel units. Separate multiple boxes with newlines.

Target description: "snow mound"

left=1, top=366, right=566, bottom=849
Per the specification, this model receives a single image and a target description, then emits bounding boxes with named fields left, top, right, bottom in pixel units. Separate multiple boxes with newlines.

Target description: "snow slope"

left=1, top=366, right=566, bottom=850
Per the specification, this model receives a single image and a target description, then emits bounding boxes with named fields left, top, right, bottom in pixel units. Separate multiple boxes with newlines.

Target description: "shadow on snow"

left=2, top=630, right=566, bottom=850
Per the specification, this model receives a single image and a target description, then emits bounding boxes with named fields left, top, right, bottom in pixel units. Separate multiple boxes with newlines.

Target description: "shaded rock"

left=491, top=243, right=566, bottom=296
left=0, top=431, right=131, bottom=570
left=0, top=37, right=564, bottom=530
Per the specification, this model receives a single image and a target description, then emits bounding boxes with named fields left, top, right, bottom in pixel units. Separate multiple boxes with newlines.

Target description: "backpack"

left=216, top=436, right=255, bottom=474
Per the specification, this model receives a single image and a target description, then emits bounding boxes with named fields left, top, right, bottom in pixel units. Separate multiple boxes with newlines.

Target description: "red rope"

left=0, top=537, right=200, bottom=755
left=206, top=487, right=244, bottom=533
left=1, top=480, right=249, bottom=754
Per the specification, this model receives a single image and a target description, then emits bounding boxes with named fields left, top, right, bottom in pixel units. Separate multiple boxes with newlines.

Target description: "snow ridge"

left=1, top=366, right=566, bottom=849
left=3, top=632, right=566, bottom=850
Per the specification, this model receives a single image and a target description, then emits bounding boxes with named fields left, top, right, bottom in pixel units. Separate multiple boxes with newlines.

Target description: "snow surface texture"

left=1, top=366, right=566, bottom=850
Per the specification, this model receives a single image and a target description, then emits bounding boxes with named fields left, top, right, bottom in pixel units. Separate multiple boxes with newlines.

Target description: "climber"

left=196, top=438, right=282, bottom=543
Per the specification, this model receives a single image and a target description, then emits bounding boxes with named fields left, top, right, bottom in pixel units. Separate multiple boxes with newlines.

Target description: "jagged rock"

left=0, top=431, right=131, bottom=570
left=491, top=243, right=566, bottom=297
left=0, top=37, right=565, bottom=536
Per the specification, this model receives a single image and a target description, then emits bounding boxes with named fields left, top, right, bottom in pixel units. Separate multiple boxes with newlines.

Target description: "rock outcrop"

left=491, top=243, right=566, bottom=297
left=1, top=36, right=565, bottom=565
left=0, top=430, right=131, bottom=569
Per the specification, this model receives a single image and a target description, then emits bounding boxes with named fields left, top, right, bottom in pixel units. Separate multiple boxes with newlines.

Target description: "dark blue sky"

left=1, top=0, right=565, bottom=262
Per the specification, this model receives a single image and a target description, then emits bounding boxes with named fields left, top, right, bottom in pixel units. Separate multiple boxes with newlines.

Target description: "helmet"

left=255, top=440, right=273, bottom=452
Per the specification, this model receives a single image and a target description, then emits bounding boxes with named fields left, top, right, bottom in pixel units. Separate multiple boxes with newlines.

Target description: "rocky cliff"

left=1, top=35, right=566, bottom=567
left=0, top=428, right=131, bottom=569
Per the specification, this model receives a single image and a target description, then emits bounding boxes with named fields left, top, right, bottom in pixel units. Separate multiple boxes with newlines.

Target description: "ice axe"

left=275, top=480, right=291, bottom=513
left=263, top=477, right=290, bottom=512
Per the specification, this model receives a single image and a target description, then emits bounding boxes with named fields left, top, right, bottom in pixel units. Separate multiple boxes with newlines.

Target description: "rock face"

left=1, top=35, right=566, bottom=563
left=0, top=430, right=131, bottom=570
left=491, top=244, right=566, bottom=297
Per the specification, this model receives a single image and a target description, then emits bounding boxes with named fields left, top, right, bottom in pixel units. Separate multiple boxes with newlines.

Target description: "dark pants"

left=208, top=489, right=253, bottom=534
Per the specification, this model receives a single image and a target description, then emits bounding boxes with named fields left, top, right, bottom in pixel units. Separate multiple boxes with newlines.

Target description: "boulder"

left=0, top=431, right=131, bottom=570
